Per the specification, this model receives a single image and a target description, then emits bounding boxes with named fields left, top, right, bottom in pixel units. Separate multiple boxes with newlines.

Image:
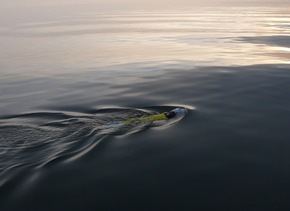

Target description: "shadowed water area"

left=1, top=6, right=290, bottom=210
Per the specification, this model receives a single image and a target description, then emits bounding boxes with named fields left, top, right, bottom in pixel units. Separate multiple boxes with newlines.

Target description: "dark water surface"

left=1, top=6, right=290, bottom=210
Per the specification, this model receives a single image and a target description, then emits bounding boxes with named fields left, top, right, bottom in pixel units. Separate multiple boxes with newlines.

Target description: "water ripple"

left=0, top=106, right=187, bottom=186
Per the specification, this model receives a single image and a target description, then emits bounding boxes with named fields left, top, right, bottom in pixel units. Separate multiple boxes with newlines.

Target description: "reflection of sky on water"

left=1, top=7, right=290, bottom=76
left=238, top=36, right=290, bottom=47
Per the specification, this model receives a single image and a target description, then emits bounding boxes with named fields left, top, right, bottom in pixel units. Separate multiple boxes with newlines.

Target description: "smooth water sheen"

left=1, top=6, right=290, bottom=210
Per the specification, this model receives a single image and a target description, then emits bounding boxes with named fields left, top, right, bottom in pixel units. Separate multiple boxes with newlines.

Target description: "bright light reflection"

left=273, top=47, right=290, bottom=52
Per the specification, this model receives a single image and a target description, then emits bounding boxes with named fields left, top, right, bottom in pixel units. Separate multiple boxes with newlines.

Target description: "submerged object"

left=103, top=107, right=187, bottom=129
left=164, top=107, right=187, bottom=119
left=123, top=107, right=187, bottom=125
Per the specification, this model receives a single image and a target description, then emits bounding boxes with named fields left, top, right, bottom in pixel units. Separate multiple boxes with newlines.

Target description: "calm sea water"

left=1, top=6, right=290, bottom=210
